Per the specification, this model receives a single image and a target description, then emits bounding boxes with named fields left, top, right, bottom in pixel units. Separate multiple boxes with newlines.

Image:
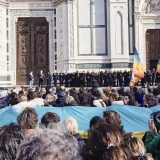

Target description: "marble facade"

left=0, top=0, right=159, bottom=85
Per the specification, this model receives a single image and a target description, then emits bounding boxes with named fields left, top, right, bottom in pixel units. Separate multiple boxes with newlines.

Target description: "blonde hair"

left=127, top=137, right=153, bottom=160
left=65, top=96, right=74, bottom=104
left=45, top=93, right=57, bottom=103
left=63, top=117, right=78, bottom=134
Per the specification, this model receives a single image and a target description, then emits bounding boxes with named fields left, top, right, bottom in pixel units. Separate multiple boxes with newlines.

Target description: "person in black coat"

left=59, top=73, right=65, bottom=86
left=53, top=72, right=58, bottom=87
left=38, top=70, right=45, bottom=88
left=47, top=72, right=53, bottom=87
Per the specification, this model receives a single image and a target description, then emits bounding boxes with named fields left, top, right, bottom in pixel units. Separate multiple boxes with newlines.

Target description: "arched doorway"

left=16, top=17, right=49, bottom=85
left=146, top=29, right=160, bottom=70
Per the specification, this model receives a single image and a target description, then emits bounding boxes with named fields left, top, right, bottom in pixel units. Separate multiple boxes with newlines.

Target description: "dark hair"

left=17, top=107, right=38, bottom=129
left=78, top=92, right=91, bottom=106
left=41, top=112, right=60, bottom=127
left=153, top=88, right=159, bottom=96
left=150, top=111, right=160, bottom=132
left=10, top=92, right=18, bottom=99
left=103, top=146, right=128, bottom=160
left=27, top=91, right=38, bottom=100
left=0, top=123, right=23, bottom=160
left=87, top=123, right=123, bottom=159
left=92, top=90, right=101, bottom=99
left=103, top=110, right=124, bottom=133
left=89, top=116, right=104, bottom=129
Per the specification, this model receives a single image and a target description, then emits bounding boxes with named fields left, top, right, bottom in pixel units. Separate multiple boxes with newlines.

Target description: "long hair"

left=127, top=137, right=153, bottom=160
left=88, top=123, right=123, bottom=159
left=103, top=110, right=124, bottom=133
left=103, top=146, right=128, bottom=160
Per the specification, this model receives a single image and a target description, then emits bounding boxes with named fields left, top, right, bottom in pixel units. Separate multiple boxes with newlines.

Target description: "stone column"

left=56, top=0, right=75, bottom=72
left=0, top=1, right=12, bottom=86
left=109, top=0, right=130, bottom=69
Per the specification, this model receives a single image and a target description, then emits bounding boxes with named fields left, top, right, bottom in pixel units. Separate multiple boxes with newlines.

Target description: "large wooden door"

left=146, top=29, right=160, bottom=70
left=17, top=17, right=49, bottom=85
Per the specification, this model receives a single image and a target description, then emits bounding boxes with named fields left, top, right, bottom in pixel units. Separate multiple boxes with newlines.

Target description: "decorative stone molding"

left=145, top=0, right=160, bottom=14
left=68, top=1, right=74, bottom=59
left=57, top=6, right=63, bottom=60
left=54, top=0, right=74, bottom=6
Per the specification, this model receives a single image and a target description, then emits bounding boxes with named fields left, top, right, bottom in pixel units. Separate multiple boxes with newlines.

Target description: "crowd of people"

left=1, top=106, right=160, bottom=160
left=30, top=69, right=160, bottom=88
left=0, top=71, right=159, bottom=159
left=0, top=82, right=159, bottom=109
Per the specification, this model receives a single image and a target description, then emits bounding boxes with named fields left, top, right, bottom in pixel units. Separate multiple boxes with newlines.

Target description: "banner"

left=130, top=48, right=144, bottom=87
left=0, top=105, right=160, bottom=132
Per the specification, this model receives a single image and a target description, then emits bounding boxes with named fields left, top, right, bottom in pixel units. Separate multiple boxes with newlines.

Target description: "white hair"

left=63, top=117, right=78, bottom=134
left=16, top=123, right=82, bottom=160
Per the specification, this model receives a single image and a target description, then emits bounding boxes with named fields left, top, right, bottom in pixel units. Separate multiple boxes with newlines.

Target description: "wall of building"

left=1, top=0, right=158, bottom=85
left=0, top=1, right=11, bottom=86
left=135, top=0, right=160, bottom=70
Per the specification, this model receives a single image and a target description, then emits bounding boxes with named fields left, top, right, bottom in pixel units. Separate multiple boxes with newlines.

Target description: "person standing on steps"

left=38, top=70, right=45, bottom=88
left=28, top=71, right=34, bottom=89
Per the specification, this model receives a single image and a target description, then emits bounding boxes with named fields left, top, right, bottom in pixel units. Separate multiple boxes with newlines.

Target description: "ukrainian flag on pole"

left=156, top=59, right=160, bottom=73
left=129, top=49, right=144, bottom=87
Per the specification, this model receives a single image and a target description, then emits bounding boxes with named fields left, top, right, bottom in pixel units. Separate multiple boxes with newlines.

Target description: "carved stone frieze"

left=145, top=0, right=160, bottom=13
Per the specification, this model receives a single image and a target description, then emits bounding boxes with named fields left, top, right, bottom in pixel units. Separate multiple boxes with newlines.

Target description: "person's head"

left=10, top=92, right=18, bottom=99
left=78, top=92, right=91, bottom=106
left=92, top=89, right=102, bottom=99
left=17, top=107, right=38, bottom=130
left=127, top=137, right=153, bottom=160
left=65, top=96, right=75, bottom=105
left=17, top=95, right=27, bottom=103
left=89, top=116, right=104, bottom=130
left=89, top=123, right=123, bottom=152
left=27, top=91, right=38, bottom=100
left=0, top=123, right=23, bottom=160
left=103, top=110, right=123, bottom=132
left=16, top=126, right=81, bottom=160
left=63, top=117, right=78, bottom=134
left=153, top=88, right=159, bottom=97
left=45, top=93, right=57, bottom=103
left=150, top=111, right=160, bottom=133
left=41, top=112, right=60, bottom=127
left=133, top=87, right=138, bottom=93
left=103, top=146, right=128, bottom=160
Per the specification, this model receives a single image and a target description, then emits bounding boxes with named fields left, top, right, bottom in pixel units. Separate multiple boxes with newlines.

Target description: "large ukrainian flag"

left=130, top=49, right=144, bottom=87
left=156, top=59, right=160, bottom=73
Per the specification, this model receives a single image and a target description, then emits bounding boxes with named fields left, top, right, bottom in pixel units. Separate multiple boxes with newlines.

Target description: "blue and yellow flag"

left=130, top=49, right=144, bottom=87
left=156, top=59, right=160, bottom=73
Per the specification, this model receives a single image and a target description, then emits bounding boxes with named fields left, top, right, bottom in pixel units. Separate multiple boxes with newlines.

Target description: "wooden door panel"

left=17, top=17, right=49, bottom=85
left=146, top=29, right=160, bottom=70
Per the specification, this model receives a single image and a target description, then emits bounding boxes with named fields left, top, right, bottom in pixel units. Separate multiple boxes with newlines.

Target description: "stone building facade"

left=0, top=0, right=159, bottom=85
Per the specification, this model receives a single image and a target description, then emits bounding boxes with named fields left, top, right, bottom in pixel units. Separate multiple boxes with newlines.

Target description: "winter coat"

left=145, top=131, right=160, bottom=160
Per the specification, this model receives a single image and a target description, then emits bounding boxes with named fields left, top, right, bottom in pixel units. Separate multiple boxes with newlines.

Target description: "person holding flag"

left=129, top=49, right=145, bottom=87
